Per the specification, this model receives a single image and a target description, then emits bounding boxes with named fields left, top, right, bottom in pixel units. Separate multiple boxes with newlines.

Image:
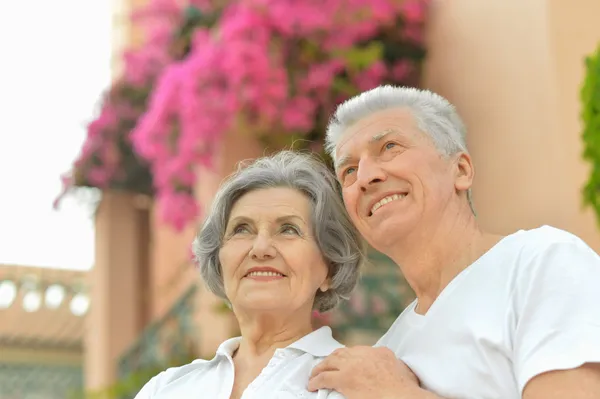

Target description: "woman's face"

left=219, top=187, right=330, bottom=314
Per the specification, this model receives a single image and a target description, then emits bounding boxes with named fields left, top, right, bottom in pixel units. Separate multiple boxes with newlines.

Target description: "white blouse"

left=134, top=326, right=346, bottom=398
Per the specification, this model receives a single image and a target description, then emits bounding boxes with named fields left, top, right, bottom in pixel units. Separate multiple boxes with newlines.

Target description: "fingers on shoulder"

left=308, top=370, right=339, bottom=392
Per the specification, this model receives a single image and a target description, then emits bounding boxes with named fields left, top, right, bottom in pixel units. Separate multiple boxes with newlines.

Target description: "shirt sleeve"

left=512, top=238, right=600, bottom=393
left=133, top=374, right=160, bottom=399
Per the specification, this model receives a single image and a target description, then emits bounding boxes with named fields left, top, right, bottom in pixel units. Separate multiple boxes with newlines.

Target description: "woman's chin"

left=235, top=297, right=291, bottom=314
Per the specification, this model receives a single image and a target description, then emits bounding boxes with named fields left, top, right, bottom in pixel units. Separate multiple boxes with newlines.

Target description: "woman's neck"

left=227, top=308, right=316, bottom=399
left=234, top=309, right=314, bottom=360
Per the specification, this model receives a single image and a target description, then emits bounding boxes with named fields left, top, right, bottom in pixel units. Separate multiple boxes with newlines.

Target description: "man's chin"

left=365, top=223, right=414, bottom=252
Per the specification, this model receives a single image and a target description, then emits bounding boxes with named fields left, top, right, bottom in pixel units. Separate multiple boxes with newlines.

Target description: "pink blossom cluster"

left=60, top=0, right=429, bottom=230
left=56, top=0, right=185, bottom=207
left=130, top=0, right=429, bottom=230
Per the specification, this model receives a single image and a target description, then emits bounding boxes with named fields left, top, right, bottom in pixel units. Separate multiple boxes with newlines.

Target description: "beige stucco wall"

left=423, top=0, right=600, bottom=251
left=109, top=0, right=149, bottom=77
left=86, top=193, right=148, bottom=390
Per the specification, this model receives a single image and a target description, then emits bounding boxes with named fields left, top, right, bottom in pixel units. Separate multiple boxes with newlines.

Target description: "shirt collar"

left=287, top=326, right=343, bottom=357
left=214, top=326, right=342, bottom=360
left=215, top=336, right=242, bottom=359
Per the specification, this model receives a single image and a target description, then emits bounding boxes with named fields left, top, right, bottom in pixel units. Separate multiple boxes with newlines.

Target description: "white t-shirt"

left=376, top=225, right=600, bottom=399
left=133, top=326, right=344, bottom=399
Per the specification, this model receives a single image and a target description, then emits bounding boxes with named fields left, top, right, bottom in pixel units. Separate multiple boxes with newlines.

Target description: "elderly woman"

left=134, top=151, right=364, bottom=399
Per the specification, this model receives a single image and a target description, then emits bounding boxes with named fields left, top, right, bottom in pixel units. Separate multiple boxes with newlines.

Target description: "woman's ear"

left=319, top=278, right=331, bottom=292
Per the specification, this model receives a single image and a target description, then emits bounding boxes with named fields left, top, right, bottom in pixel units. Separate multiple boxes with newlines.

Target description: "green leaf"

left=333, top=41, right=384, bottom=72
left=581, top=44, right=600, bottom=227
left=332, top=77, right=358, bottom=97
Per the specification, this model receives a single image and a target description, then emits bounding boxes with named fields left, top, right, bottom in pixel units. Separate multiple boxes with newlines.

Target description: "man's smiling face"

left=334, top=107, right=461, bottom=251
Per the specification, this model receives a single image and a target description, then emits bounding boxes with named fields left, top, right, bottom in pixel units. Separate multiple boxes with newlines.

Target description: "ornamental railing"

left=0, top=362, right=83, bottom=399
left=116, top=284, right=199, bottom=398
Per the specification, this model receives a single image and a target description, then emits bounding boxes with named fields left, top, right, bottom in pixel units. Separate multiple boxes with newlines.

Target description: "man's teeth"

left=371, top=194, right=406, bottom=214
left=247, top=271, right=284, bottom=277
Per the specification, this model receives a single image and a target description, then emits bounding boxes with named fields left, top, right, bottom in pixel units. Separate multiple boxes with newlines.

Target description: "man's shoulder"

left=515, top=225, right=584, bottom=245
left=510, top=225, right=598, bottom=277
left=497, top=225, right=592, bottom=263
left=482, top=225, right=599, bottom=288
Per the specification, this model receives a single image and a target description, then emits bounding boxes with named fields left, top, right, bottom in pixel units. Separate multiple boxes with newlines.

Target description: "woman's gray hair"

left=192, top=150, right=365, bottom=312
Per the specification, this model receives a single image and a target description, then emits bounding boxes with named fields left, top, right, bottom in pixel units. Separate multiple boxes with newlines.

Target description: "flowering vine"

left=55, top=0, right=189, bottom=207
left=61, top=0, right=430, bottom=231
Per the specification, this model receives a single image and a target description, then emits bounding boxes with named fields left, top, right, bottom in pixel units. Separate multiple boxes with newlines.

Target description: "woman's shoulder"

left=134, top=358, right=215, bottom=398
left=134, top=337, right=242, bottom=398
left=156, top=358, right=214, bottom=382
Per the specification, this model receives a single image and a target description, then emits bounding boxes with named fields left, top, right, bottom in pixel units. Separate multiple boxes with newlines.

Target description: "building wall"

left=0, top=265, right=86, bottom=398
left=109, top=0, right=148, bottom=77
left=423, top=0, right=600, bottom=251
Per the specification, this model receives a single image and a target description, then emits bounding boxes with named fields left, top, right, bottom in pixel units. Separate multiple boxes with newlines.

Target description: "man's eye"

left=384, top=142, right=397, bottom=150
left=344, top=167, right=356, bottom=176
left=281, top=224, right=300, bottom=235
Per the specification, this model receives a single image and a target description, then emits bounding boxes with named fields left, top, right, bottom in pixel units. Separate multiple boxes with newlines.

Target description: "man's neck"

left=386, top=211, right=501, bottom=314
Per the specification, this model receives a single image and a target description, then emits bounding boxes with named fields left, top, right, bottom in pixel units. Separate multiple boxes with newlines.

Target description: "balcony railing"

left=0, top=363, right=83, bottom=399
left=117, top=284, right=199, bottom=393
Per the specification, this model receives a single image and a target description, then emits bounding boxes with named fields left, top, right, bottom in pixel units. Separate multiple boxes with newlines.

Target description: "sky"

left=0, top=1, right=112, bottom=271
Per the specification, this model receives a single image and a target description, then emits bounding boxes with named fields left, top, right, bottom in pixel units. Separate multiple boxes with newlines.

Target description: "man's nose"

left=357, top=158, right=387, bottom=192
left=249, top=233, right=276, bottom=260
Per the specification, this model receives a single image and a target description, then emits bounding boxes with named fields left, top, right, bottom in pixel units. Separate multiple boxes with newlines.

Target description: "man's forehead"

left=334, top=127, right=403, bottom=170
left=370, top=127, right=396, bottom=142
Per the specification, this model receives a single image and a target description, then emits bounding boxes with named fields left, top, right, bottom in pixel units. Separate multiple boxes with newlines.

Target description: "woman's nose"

left=249, top=233, right=276, bottom=260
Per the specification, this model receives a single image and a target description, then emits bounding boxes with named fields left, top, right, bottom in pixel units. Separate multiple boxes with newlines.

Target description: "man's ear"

left=454, top=152, right=474, bottom=192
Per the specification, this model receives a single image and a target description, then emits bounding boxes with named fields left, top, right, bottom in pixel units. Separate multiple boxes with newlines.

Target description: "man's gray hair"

left=325, top=85, right=474, bottom=212
left=192, top=150, right=365, bottom=312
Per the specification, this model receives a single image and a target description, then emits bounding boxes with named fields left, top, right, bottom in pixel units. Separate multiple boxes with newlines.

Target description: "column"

left=84, top=192, right=149, bottom=390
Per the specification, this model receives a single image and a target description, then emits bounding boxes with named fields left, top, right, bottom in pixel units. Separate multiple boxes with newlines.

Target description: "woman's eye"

left=384, top=142, right=397, bottom=150
left=281, top=224, right=300, bottom=235
left=232, top=224, right=250, bottom=234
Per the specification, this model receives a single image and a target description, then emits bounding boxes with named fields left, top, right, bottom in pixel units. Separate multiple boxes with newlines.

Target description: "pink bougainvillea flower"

left=62, top=0, right=429, bottom=230
left=353, top=61, right=388, bottom=91
left=157, top=190, right=200, bottom=232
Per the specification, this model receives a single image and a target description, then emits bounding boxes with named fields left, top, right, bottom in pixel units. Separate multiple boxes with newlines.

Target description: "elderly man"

left=308, top=85, right=600, bottom=398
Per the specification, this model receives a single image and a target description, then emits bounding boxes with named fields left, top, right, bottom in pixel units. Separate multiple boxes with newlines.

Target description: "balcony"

left=116, top=285, right=199, bottom=398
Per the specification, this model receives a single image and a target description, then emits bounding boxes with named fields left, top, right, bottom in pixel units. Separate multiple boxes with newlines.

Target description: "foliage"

left=61, top=0, right=430, bottom=230
left=69, top=82, right=154, bottom=194
left=582, top=44, right=600, bottom=226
